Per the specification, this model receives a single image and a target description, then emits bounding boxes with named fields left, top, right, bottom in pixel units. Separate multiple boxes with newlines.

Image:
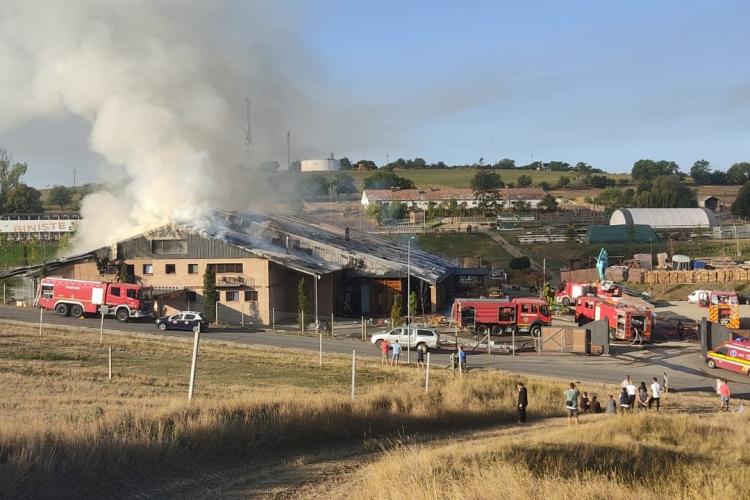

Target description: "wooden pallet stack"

left=639, top=268, right=750, bottom=285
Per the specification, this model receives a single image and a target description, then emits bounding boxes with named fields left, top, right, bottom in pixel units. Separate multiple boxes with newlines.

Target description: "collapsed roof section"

left=201, top=211, right=455, bottom=284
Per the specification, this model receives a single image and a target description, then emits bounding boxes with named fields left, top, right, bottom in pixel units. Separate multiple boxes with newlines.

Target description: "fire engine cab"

left=556, top=281, right=622, bottom=306
left=452, top=297, right=552, bottom=337
left=706, top=338, right=750, bottom=376
left=575, top=295, right=653, bottom=342
left=36, top=277, right=154, bottom=322
left=707, top=291, right=740, bottom=329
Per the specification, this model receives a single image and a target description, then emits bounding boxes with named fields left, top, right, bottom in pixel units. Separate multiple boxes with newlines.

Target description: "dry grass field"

left=0, top=321, right=744, bottom=498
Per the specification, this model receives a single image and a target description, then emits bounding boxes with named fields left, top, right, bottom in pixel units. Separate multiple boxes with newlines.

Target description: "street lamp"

left=407, top=236, right=415, bottom=364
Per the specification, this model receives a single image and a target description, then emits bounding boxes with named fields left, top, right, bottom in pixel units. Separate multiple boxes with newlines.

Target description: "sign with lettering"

left=0, top=220, right=78, bottom=233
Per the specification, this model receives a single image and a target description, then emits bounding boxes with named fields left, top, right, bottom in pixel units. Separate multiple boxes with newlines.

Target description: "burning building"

left=3, top=212, right=461, bottom=323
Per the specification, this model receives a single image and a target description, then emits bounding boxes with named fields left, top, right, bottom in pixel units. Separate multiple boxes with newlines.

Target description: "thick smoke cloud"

left=0, top=1, right=383, bottom=251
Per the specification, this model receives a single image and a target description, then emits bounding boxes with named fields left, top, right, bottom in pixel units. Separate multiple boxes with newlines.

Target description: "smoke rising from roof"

left=0, top=1, right=383, bottom=251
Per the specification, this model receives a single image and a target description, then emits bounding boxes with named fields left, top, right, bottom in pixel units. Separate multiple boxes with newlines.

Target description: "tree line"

left=337, top=156, right=608, bottom=174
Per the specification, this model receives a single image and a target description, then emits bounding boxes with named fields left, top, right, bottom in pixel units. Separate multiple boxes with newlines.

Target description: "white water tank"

left=301, top=159, right=341, bottom=172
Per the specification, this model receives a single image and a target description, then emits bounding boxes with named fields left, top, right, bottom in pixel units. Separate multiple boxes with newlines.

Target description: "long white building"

left=361, top=187, right=546, bottom=210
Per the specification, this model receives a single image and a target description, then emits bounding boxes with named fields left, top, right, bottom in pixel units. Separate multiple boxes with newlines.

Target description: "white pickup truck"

left=370, top=326, right=441, bottom=352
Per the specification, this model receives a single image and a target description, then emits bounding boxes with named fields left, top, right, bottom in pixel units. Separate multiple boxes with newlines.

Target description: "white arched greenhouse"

left=609, top=208, right=718, bottom=230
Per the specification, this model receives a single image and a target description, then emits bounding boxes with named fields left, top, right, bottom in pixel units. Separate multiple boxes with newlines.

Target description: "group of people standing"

left=616, top=375, right=662, bottom=413
left=378, top=339, right=431, bottom=368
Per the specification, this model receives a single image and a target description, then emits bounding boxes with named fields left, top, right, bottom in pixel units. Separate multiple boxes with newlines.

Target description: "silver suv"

left=370, top=326, right=441, bottom=352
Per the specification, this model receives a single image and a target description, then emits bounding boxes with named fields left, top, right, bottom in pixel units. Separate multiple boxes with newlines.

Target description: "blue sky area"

left=304, top=0, right=749, bottom=172
left=2, top=0, right=749, bottom=186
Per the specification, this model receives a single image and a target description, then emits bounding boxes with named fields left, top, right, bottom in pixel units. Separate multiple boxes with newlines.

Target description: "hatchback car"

left=156, top=311, right=209, bottom=332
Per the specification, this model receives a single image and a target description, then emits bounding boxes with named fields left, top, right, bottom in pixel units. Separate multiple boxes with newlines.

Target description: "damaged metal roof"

left=200, top=211, right=455, bottom=283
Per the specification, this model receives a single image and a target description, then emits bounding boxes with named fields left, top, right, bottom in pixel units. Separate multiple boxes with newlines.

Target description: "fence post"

left=361, top=316, right=364, bottom=340
left=3, top=282, right=5, bottom=304
left=108, top=345, right=112, bottom=381
left=331, top=312, right=334, bottom=338
left=100, top=309, right=105, bottom=343
left=487, top=332, right=491, bottom=370
left=319, top=330, right=322, bottom=367
left=188, top=327, right=201, bottom=401
left=38, top=307, right=43, bottom=337
left=241, top=302, right=245, bottom=327
left=215, top=301, right=220, bottom=326
left=301, top=310, right=305, bottom=334
left=512, top=327, right=515, bottom=357
left=425, top=352, right=430, bottom=393
left=272, top=308, right=275, bottom=332
left=459, top=351, right=463, bottom=377
left=351, top=350, right=356, bottom=400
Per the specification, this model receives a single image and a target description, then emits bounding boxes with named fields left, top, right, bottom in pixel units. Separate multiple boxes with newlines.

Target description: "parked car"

left=155, top=311, right=209, bottom=332
left=688, top=290, right=710, bottom=304
left=370, top=326, right=441, bottom=352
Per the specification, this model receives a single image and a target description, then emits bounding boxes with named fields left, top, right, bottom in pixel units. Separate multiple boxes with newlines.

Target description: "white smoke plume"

left=0, top=1, right=386, bottom=252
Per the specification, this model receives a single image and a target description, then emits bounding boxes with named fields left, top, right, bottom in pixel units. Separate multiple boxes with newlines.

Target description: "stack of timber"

left=560, top=268, right=598, bottom=283
left=638, top=268, right=750, bottom=285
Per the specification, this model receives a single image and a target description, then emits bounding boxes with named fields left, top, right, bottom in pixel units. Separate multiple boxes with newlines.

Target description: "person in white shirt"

left=621, top=375, right=631, bottom=389
left=649, top=377, right=661, bottom=411
left=625, top=380, right=637, bottom=412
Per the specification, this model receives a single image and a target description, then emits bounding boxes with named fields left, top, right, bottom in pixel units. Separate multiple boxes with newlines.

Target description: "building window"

left=244, top=290, right=258, bottom=301
left=188, top=263, right=199, bottom=274
left=151, top=239, right=188, bottom=254
left=226, top=290, right=240, bottom=301
left=165, top=264, right=176, bottom=274
left=143, top=264, right=153, bottom=275
left=210, top=263, right=243, bottom=273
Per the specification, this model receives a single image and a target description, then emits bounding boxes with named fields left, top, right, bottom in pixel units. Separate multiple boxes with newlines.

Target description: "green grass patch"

left=415, top=233, right=513, bottom=266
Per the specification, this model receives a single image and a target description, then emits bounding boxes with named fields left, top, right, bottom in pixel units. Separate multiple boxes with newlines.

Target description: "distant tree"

left=516, top=174, right=533, bottom=188
left=585, top=175, right=615, bottom=189
left=538, top=181, right=551, bottom=190
left=297, top=277, right=308, bottom=330
left=556, top=176, right=571, bottom=189
left=493, top=158, right=516, bottom=169
left=408, top=291, right=419, bottom=319
left=547, top=161, right=571, bottom=171
left=2, top=184, right=42, bottom=213
left=385, top=202, right=406, bottom=220
left=390, top=293, right=403, bottom=326
left=593, top=187, right=636, bottom=210
left=617, top=178, right=630, bottom=186
left=363, top=171, right=415, bottom=190
left=574, top=162, right=593, bottom=186
left=0, top=149, right=28, bottom=199
left=203, top=265, right=219, bottom=323
left=690, top=159, right=713, bottom=185
left=509, top=256, right=531, bottom=270
left=333, top=173, right=357, bottom=194
left=471, top=170, right=504, bottom=208
left=296, top=173, right=329, bottom=198
left=636, top=175, right=696, bottom=208
left=288, top=160, right=302, bottom=172
left=631, top=159, right=680, bottom=186
left=710, top=170, right=728, bottom=185
left=513, top=200, right=530, bottom=211
left=366, top=204, right=381, bottom=219
left=538, top=193, right=558, bottom=211
left=727, top=162, right=750, bottom=185
left=48, top=185, right=73, bottom=210
left=731, top=182, right=750, bottom=217
left=339, top=157, right=352, bottom=170
left=356, top=159, right=377, bottom=171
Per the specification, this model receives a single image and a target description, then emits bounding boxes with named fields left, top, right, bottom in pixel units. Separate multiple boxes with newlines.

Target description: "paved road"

left=2, top=305, right=749, bottom=397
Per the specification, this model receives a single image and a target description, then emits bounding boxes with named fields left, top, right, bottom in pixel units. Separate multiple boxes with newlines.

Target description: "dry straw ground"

left=0, top=322, right=745, bottom=499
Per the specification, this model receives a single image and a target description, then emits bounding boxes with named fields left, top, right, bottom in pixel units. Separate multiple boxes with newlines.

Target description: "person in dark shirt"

left=580, top=391, right=591, bottom=413
left=591, top=395, right=602, bottom=413
left=517, top=382, right=528, bottom=423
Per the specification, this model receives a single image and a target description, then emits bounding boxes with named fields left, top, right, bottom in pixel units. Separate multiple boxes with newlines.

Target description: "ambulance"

left=706, top=338, right=750, bottom=376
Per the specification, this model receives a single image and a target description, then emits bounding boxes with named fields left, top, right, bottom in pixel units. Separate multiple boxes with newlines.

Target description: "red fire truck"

left=575, top=296, right=653, bottom=341
left=555, top=281, right=622, bottom=306
left=452, top=297, right=552, bottom=337
left=36, top=277, right=154, bottom=322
